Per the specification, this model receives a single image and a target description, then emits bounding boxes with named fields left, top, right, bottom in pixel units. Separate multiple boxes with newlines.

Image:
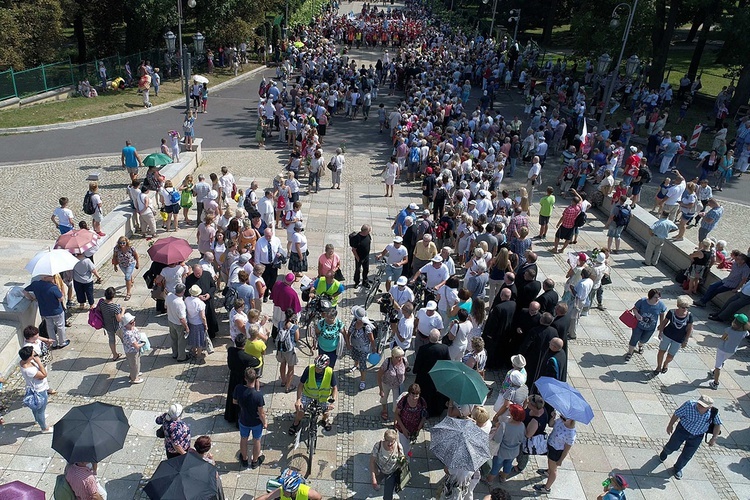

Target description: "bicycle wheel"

left=297, top=323, right=315, bottom=356
left=364, top=278, right=381, bottom=309
left=305, top=418, right=318, bottom=477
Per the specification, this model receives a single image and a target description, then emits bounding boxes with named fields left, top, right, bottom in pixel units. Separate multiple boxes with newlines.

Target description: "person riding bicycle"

left=409, top=254, right=449, bottom=304
left=310, top=271, right=344, bottom=307
left=256, top=468, right=323, bottom=500
left=289, top=354, right=338, bottom=435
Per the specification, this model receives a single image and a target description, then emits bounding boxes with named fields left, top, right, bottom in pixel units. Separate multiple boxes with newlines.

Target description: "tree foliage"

left=0, top=0, right=65, bottom=70
left=0, top=8, right=24, bottom=69
left=568, top=0, right=654, bottom=60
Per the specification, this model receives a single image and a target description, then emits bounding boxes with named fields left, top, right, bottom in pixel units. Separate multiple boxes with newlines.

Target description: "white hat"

left=189, top=284, right=202, bottom=297
left=696, top=394, right=714, bottom=408
left=630, top=146, right=638, bottom=153
left=119, top=312, right=136, bottom=327
left=393, top=236, right=403, bottom=243
left=208, top=190, right=219, bottom=200
left=425, top=300, right=438, bottom=311
left=431, top=255, right=444, bottom=263
left=468, top=200, right=477, bottom=205
left=396, top=276, right=408, bottom=286
left=511, top=354, right=526, bottom=368
left=596, top=253, right=606, bottom=263
left=168, top=403, right=183, bottom=420
left=408, top=203, right=419, bottom=210
left=509, top=369, right=526, bottom=387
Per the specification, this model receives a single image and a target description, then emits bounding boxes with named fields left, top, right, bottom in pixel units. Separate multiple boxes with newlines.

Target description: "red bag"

left=276, top=196, right=286, bottom=210
left=619, top=309, right=638, bottom=329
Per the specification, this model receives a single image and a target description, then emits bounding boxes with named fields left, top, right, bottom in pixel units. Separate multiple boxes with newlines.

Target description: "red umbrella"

left=147, top=236, right=193, bottom=265
left=54, top=229, right=100, bottom=255
left=0, top=481, right=45, bottom=500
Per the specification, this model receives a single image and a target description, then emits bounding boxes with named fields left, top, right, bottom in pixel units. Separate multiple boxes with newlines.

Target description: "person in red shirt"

left=552, top=197, right=582, bottom=254
left=622, top=147, right=642, bottom=187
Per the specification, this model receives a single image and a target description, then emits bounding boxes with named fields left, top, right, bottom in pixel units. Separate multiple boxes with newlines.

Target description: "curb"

left=0, top=65, right=268, bottom=135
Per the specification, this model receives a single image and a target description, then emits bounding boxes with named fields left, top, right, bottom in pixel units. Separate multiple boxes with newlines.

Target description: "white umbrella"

left=193, top=75, right=209, bottom=84
left=25, top=249, right=79, bottom=277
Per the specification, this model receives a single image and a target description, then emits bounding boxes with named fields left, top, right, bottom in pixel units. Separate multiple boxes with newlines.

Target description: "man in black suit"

left=532, top=337, right=567, bottom=385
left=516, top=268, right=541, bottom=311
left=491, top=272, right=517, bottom=309
left=552, top=302, right=571, bottom=354
left=519, top=313, right=559, bottom=388
left=483, top=288, right=516, bottom=369
left=509, top=301, right=541, bottom=356
left=536, top=278, right=559, bottom=315
left=515, top=250, right=538, bottom=285
left=413, top=328, right=451, bottom=417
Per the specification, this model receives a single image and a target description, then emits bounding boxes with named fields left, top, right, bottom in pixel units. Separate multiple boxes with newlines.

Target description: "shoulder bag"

left=394, top=444, right=411, bottom=492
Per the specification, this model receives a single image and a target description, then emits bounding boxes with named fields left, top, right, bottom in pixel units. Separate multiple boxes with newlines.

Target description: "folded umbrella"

left=429, top=416, right=491, bottom=471
left=25, top=248, right=80, bottom=277
left=52, top=402, right=129, bottom=462
left=147, top=236, right=193, bottom=265
left=142, top=153, right=173, bottom=167
left=429, top=359, right=488, bottom=405
left=144, top=452, right=219, bottom=500
left=54, top=229, right=100, bottom=255
left=534, top=377, right=595, bottom=424
left=0, top=480, right=45, bottom=500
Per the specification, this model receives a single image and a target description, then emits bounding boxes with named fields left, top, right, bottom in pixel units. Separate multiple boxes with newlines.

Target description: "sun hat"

left=238, top=254, right=250, bottom=264
left=189, top=285, right=202, bottom=297
left=408, top=203, right=419, bottom=210
left=696, top=394, right=714, bottom=408
left=509, top=369, right=526, bottom=387
left=597, top=253, right=606, bottom=263
left=168, top=403, right=183, bottom=420
left=119, top=312, right=136, bottom=327
left=511, top=354, right=526, bottom=368
left=396, top=276, right=408, bottom=286
left=208, top=190, right=218, bottom=200
left=431, top=255, right=444, bottom=263
left=425, top=300, right=437, bottom=311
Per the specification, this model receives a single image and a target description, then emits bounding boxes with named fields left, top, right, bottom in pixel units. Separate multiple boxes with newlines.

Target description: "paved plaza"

left=1, top=7, right=750, bottom=499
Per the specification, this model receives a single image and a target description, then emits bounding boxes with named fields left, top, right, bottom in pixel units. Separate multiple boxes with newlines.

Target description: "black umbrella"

left=144, top=452, right=219, bottom=500
left=52, top=402, right=129, bottom=463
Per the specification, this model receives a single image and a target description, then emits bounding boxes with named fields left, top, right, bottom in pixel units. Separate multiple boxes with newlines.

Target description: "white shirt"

left=389, top=285, right=415, bottom=307
left=254, top=236, right=282, bottom=265
left=528, top=162, right=541, bottom=180
left=53, top=207, right=74, bottom=226
left=438, top=286, right=459, bottom=313
left=185, top=296, right=206, bottom=325
left=219, top=173, right=235, bottom=195
left=395, top=316, right=414, bottom=350
left=384, top=244, right=408, bottom=267
left=448, top=320, right=472, bottom=360
left=166, top=293, right=187, bottom=325
left=194, top=181, right=211, bottom=203
left=160, top=265, right=186, bottom=293
left=416, top=308, right=444, bottom=336
left=419, top=263, right=450, bottom=289
left=258, top=196, right=275, bottom=216
left=290, top=232, right=308, bottom=253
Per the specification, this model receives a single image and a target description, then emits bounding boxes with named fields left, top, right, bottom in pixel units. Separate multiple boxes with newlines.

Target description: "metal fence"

left=0, top=49, right=169, bottom=101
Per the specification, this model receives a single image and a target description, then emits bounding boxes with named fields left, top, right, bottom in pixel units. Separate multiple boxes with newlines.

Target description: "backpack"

left=167, top=189, right=180, bottom=205
left=614, top=205, right=631, bottom=227
left=82, top=191, right=96, bottom=215
left=88, top=299, right=104, bottom=330
left=276, top=323, right=297, bottom=352
left=243, top=191, right=255, bottom=213
left=639, top=167, right=652, bottom=184
left=705, top=406, right=720, bottom=443
left=574, top=210, right=587, bottom=228
left=348, top=231, right=359, bottom=248
left=416, top=219, right=435, bottom=240
left=223, top=286, right=238, bottom=311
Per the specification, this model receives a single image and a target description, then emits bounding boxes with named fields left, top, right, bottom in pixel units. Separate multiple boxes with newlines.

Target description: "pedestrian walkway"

left=1, top=10, right=749, bottom=500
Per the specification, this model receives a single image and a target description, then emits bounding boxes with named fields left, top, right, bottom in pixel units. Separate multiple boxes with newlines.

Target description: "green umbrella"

left=142, top=153, right=173, bottom=167
left=429, top=360, right=489, bottom=405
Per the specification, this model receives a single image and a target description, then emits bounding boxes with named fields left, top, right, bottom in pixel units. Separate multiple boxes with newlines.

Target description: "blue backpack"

left=168, top=189, right=181, bottom=205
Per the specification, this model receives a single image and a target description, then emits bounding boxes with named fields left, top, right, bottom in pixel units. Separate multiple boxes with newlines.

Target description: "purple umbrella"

left=0, top=481, right=45, bottom=500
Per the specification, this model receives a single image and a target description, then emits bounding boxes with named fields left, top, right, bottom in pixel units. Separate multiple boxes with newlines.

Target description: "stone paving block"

left=567, top=444, right=615, bottom=473
left=602, top=411, right=648, bottom=438
left=4, top=454, right=52, bottom=473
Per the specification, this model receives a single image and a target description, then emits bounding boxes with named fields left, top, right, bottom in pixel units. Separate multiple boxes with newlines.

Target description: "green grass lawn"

left=0, top=65, right=257, bottom=128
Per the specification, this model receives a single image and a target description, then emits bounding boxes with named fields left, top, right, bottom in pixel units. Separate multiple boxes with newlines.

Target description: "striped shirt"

left=65, top=464, right=99, bottom=499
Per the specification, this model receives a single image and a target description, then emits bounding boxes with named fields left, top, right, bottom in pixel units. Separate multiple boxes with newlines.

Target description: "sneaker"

left=708, top=381, right=719, bottom=390
left=240, top=457, right=249, bottom=468
left=659, top=450, right=667, bottom=462
left=251, top=454, right=265, bottom=469
left=42, top=426, right=54, bottom=434
left=533, top=484, right=551, bottom=493
left=674, top=468, right=683, bottom=480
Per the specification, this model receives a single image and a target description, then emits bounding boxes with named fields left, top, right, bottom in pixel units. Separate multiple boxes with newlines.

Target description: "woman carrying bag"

left=370, top=429, right=407, bottom=500
left=19, top=346, right=52, bottom=433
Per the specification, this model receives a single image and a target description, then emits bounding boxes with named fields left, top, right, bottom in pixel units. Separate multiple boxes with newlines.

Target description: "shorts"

left=658, top=336, right=683, bottom=356
left=126, top=166, right=139, bottom=176
left=384, top=265, right=403, bottom=282
left=714, top=349, right=733, bottom=369
left=165, top=204, right=180, bottom=214
left=120, top=263, right=136, bottom=282
left=276, top=349, right=298, bottom=365
left=408, top=161, right=420, bottom=174
left=631, top=184, right=643, bottom=196
left=547, top=445, right=564, bottom=462
left=239, top=422, right=263, bottom=439
left=93, top=211, right=103, bottom=222
left=555, top=225, right=575, bottom=241
left=607, top=225, right=625, bottom=239
left=300, top=394, right=330, bottom=411
left=681, top=212, right=695, bottom=223
left=538, top=215, right=550, bottom=226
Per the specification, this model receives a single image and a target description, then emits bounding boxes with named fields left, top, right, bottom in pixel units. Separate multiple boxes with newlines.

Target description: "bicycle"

left=410, top=274, right=435, bottom=311
left=364, top=258, right=387, bottom=310
left=374, top=297, right=396, bottom=355
left=297, top=294, right=333, bottom=356
left=292, top=398, right=333, bottom=477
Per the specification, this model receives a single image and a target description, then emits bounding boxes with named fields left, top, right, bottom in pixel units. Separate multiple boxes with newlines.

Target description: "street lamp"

left=508, top=9, right=521, bottom=42
left=625, top=54, right=640, bottom=78
left=597, top=0, right=639, bottom=129
left=171, top=0, right=198, bottom=111
left=193, top=32, right=205, bottom=59
left=597, top=54, right=612, bottom=75
left=482, top=0, right=499, bottom=38
left=164, top=31, right=176, bottom=53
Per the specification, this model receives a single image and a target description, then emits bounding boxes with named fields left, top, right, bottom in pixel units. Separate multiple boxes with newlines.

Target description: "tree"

left=718, top=8, right=750, bottom=113
left=568, top=0, right=653, bottom=59
left=686, top=0, right=722, bottom=80
left=12, top=0, right=65, bottom=67
left=0, top=8, right=24, bottom=69
left=648, top=0, right=683, bottom=87
left=123, top=0, right=174, bottom=52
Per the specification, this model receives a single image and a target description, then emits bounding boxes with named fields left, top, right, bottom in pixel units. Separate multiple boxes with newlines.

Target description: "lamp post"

left=597, top=0, right=639, bottom=129
left=193, top=32, right=205, bottom=63
left=163, top=31, right=176, bottom=79
left=508, top=9, right=521, bottom=42
left=482, top=0, right=499, bottom=37
left=171, top=0, right=198, bottom=111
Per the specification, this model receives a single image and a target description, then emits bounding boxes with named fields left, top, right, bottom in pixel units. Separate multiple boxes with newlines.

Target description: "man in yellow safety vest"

left=288, top=355, right=338, bottom=435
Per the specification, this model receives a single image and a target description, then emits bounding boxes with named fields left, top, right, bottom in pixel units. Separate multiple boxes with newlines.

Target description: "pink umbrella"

left=54, top=229, right=100, bottom=255
left=0, top=481, right=45, bottom=500
left=146, top=236, right=193, bottom=265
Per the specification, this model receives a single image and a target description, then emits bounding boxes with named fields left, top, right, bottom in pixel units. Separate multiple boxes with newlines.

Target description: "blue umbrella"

left=534, top=377, right=595, bottom=424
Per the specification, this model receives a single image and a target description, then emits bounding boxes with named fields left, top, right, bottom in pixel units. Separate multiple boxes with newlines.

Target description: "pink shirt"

left=318, top=252, right=341, bottom=276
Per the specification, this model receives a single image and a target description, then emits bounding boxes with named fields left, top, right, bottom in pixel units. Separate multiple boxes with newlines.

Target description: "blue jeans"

left=490, top=455, right=514, bottom=476
left=30, top=390, right=49, bottom=429
left=629, top=326, right=656, bottom=347
left=308, top=171, right=320, bottom=191
left=509, top=158, right=517, bottom=176
left=699, top=282, right=732, bottom=305
left=662, top=423, right=702, bottom=472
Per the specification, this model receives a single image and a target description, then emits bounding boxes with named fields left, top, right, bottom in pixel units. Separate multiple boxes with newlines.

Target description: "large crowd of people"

left=19, top=0, right=750, bottom=499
